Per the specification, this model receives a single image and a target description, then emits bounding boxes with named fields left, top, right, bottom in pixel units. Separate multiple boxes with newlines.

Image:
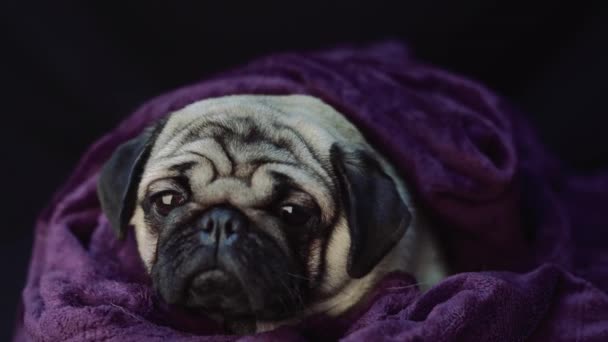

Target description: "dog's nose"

left=198, top=206, right=248, bottom=246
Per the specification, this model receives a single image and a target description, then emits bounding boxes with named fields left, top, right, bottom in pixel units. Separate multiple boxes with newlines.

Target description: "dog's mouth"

left=164, top=261, right=307, bottom=321
left=183, top=269, right=251, bottom=316
left=189, top=270, right=236, bottom=298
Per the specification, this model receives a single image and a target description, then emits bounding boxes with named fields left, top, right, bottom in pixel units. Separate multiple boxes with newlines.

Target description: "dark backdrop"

left=1, top=1, right=607, bottom=339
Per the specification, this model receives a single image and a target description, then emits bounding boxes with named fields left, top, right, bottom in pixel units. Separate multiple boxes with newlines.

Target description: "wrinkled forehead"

left=142, top=95, right=369, bottom=182
left=151, top=94, right=367, bottom=157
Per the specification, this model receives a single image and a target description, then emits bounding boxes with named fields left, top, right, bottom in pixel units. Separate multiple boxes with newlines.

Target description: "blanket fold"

left=14, top=41, right=608, bottom=341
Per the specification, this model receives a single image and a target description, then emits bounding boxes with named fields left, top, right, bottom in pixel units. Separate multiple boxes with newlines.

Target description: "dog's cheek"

left=132, top=207, right=159, bottom=272
left=319, top=216, right=351, bottom=294
left=307, top=238, right=322, bottom=285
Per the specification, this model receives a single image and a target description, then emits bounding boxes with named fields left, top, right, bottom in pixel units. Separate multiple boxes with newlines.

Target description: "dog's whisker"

left=275, top=276, right=295, bottom=315
left=285, top=272, right=312, bottom=281
left=284, top=278, right=304, bottom=310
left=384, top=281, right=434, bottom=291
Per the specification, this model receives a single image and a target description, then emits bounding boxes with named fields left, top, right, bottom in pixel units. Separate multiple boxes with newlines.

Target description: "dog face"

left=97, top=95, right=426, bottom=327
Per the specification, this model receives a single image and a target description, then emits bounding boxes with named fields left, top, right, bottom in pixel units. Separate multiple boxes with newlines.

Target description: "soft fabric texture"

left=14, top=41, right=608, bottom=341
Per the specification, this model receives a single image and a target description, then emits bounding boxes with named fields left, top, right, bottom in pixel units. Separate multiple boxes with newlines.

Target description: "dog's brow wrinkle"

left=184, top=150, right=218, bottom=182
left=168, top=161, right=198, bottom=173
left=157, top=119, right=234, bottom=160
left=270, top=123, right=332, bottom=188
left=171, top=139, right=233, bottom=176
left=215, top=136, right=235, bottom=175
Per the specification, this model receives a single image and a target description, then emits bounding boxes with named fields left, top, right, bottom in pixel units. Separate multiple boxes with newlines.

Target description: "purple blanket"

left=14, top=42, right=608, bottom=341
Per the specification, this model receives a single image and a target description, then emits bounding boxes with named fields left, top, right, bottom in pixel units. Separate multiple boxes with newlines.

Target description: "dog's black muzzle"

left=151, top=205, right=306, bottom=320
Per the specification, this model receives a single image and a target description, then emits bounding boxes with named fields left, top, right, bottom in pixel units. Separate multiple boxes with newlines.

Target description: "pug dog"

left=97, top=94, right=446, bottom=333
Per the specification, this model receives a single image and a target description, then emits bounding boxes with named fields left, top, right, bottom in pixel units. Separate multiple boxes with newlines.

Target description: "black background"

left=1, top=1, right=607, bottom=339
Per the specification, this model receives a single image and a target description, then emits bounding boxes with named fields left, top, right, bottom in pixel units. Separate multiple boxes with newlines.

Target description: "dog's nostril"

left=203, top=220, right=214, bottom=233
left=225, top=221, right=234, bottom=236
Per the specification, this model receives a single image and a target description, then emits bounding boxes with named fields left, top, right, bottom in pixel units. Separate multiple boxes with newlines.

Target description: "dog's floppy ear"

left=330, top=145, right=411, bottom=279
left=97, top=122, right=165, bottom=238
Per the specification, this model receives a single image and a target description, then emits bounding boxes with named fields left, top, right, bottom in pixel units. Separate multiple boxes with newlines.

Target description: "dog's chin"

left=152, top=241, right=309, bottom=323
left=182, top=269, right=251, bottom=317
left=173, top=268, right=305, bottom=323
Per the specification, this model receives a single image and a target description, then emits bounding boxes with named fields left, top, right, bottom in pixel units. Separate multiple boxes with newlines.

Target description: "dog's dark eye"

left=279, top=204, right=313, bottom=226
left=151, top=191, right=186, bottom=216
